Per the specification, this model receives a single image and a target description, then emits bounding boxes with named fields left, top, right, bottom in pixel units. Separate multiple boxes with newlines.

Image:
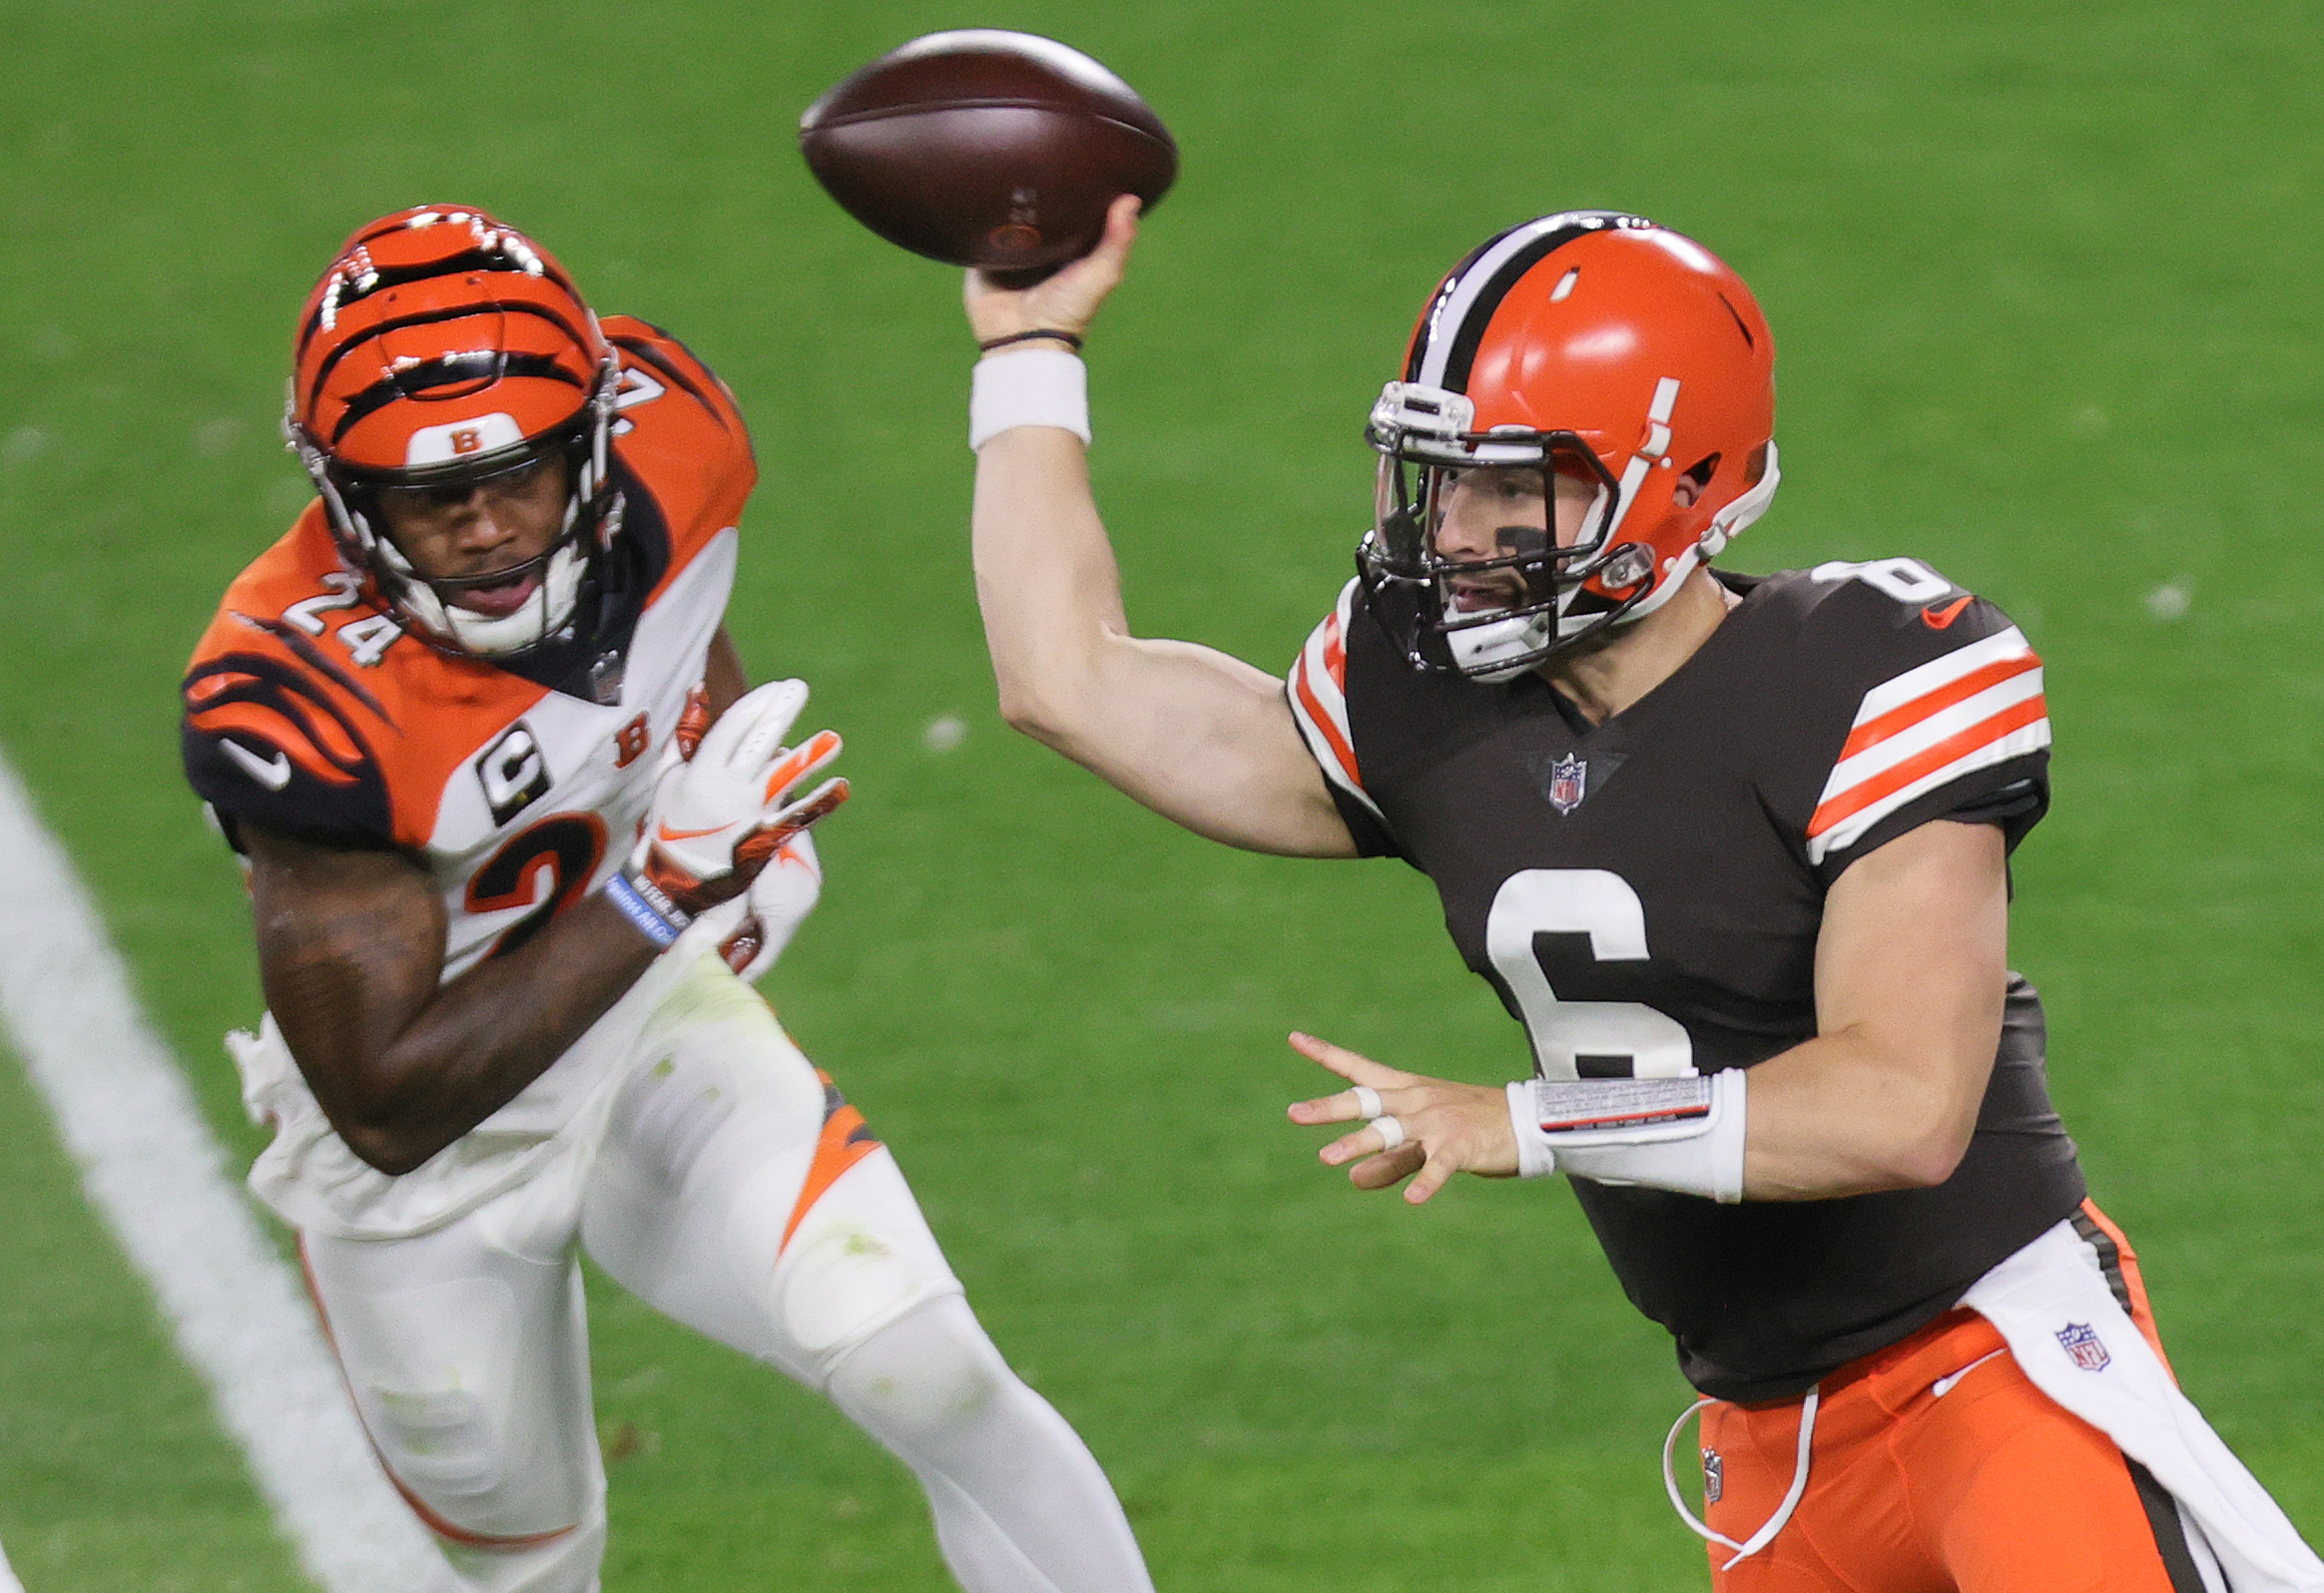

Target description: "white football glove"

left=711, top=827, right=824, bottom=982
left=608, top=679, right=847, bottom=946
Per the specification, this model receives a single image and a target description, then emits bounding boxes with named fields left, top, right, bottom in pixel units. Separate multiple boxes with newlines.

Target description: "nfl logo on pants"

left=2055, top=1322, right=2110, bottom=1372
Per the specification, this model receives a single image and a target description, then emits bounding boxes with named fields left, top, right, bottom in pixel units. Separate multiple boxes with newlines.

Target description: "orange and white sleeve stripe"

left=1805, top=626, right=2050, bottom=864
left=1286, top=579, right=1386, bottom=827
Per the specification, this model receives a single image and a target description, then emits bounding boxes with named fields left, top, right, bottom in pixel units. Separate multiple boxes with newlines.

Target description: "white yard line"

left=0, top=1534, right=23, bottom=1593
left=0, top=750, right=451, bottom=1592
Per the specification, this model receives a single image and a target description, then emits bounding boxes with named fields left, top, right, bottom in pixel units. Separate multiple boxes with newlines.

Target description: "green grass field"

left=3, top=0, right=2322, bottom=1587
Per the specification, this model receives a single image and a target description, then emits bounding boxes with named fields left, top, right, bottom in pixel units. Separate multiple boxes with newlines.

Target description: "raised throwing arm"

left=965, top=197, right=1356, bottom=857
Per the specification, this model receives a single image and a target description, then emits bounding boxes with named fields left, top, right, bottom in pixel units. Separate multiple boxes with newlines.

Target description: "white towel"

left=1964, top=1221, right=2324, bottom=1592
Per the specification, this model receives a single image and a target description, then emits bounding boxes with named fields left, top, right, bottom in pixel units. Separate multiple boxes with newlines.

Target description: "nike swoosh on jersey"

left=1922, top=595, right=1974, bottom=630
left=221, top=737, right=292, bottom=791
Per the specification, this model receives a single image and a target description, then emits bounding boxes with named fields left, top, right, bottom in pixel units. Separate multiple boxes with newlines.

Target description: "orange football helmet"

left=1359, top=212, right=1779, bottom=680
left=286, top=205, right=622, bottom=658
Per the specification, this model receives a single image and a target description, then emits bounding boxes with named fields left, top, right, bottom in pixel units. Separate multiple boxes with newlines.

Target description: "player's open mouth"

left=1448, top=574, right=1526, bottom=613
left=447, top=570, right=542, bottom=618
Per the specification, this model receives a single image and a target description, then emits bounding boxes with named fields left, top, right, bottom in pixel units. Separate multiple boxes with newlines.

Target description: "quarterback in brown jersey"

left=951, top=197, right=2323, bottom=1591
left=181, top=208, right=1153, bottom=1593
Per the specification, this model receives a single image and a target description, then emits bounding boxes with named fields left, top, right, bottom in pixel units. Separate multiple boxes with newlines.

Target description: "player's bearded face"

left=1430, top=467, right=1600, bottom=613
left=375, top=450, right=574, bottom=619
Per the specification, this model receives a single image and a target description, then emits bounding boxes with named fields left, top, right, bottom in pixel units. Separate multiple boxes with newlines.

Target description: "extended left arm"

left=1289, top=818, right=2010, bottom=1203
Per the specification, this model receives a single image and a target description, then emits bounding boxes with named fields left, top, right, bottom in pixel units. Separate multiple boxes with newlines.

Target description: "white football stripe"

left=1806, top=720, right=2051, bottom=863
left=0, top=750, right=454, bottom=1591
left=1821, top=668, right=2047, bottom=800
left=1849, top=627, right=2035, bottom=726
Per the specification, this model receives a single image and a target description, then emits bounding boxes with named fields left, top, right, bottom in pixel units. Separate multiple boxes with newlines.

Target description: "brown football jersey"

left=1288, top=561, right=2084, bottom=1400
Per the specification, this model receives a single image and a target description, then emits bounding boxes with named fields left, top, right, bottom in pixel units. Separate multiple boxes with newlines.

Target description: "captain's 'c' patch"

left=475, top=721, right=552, bottom=824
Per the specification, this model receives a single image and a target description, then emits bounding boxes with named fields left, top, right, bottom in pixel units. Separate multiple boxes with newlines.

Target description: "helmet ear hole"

left=1675, top=452, right=1720, bottom=508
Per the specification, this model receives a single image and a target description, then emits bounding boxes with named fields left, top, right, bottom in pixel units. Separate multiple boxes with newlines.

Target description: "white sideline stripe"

left=0, top=1534, right=22, bottom=1593
left=0, top=751, right=453, bottom=1593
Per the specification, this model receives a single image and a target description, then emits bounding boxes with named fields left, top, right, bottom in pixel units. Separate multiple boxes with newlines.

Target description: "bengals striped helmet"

left=286, top=206, right=622, bottom=658
left=1359, top=213, right=1779, bottom=681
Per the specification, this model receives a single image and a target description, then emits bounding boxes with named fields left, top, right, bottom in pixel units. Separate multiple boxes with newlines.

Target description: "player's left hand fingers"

left=1403, top=1146, right=1461, bottom=1205
left=732, top=779, right=850, bottom=875
left=1346, top=1142, right=1427, bottom=1191
left=700, top=679, right=809, bottom=773
left=1287, top=1083, right=1396, bottom=1128
left=1285, top=1031, right=1422, bottom=1095
left=760, top=729, right=844, bottom=802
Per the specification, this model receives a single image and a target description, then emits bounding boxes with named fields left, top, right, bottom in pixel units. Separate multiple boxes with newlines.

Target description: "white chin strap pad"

left=1446, top=608, right=1553, bottom=681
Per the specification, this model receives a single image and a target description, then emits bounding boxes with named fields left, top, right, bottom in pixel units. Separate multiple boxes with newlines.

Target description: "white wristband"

left=1505, top=1070, right=1748, bottom=1204
left=969, top=348, right=1090, bottom=450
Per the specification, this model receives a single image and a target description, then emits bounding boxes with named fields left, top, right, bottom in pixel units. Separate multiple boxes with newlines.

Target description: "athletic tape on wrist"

left=969, top=348, right=1090, bottom=450
left=1505, top=1070, right=1747, bottom=1203
left=604, top=869, right=690, bottom=949
left=1506, top=1082, right=1560, bottom=1179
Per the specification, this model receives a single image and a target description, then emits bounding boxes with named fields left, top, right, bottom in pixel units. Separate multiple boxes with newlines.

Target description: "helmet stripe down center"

left=1410, top=212, right=1638, bottom=393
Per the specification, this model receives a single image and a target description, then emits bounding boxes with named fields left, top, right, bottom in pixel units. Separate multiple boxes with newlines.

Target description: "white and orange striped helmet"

left=1360, top=213, right=1780, bottom=680
left=286, top=205, right=623, bottom=658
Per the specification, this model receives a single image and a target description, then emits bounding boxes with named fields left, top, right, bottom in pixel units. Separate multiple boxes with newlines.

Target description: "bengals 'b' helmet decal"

left=286, top=206, right=623, bottom=659
left=1360, top=213, right=1780, bottom=681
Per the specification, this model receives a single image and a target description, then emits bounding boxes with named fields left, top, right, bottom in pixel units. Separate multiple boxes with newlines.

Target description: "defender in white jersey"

left=181, top=207, right=1153, bottom=1593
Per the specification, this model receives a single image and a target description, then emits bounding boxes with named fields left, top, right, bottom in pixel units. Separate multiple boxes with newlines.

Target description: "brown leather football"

left=800, top=31, right=1177, bottom=284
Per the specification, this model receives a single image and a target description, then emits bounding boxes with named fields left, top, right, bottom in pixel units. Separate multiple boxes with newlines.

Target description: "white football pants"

left=298, top=962, right=1152, bottom=1593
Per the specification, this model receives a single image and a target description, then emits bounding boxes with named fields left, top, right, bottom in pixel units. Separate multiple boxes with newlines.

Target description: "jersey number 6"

left=1485, top=869, right=1695, bottom=1080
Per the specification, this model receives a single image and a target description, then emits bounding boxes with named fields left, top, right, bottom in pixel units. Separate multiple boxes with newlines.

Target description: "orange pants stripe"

left=1698, top=1203, right=2208, bottom=1593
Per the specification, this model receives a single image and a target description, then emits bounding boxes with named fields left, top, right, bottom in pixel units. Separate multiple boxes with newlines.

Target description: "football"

left=800, top=30, right=1177, bottom=285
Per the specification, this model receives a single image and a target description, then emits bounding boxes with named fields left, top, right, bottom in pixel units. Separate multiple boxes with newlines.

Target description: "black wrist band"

left=977, top=328, right=1084, bottom=353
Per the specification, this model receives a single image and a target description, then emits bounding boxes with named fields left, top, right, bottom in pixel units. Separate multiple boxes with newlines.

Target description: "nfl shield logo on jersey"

left=1702, top=1447, right=1724, bottom=1504
left=1546, top=753, right=1587, bottom=815
left=2056, top=1322, right=2110, bottom=1372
